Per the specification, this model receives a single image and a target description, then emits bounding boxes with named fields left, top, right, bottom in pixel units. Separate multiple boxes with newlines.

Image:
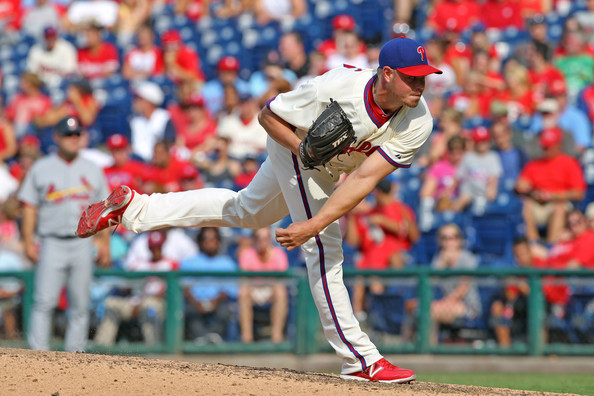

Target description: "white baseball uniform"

left=120, top=66, right=434, bottom=373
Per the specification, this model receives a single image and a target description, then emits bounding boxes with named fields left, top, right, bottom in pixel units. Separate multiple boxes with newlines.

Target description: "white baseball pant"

left=122, top=139, right=382, bottom=374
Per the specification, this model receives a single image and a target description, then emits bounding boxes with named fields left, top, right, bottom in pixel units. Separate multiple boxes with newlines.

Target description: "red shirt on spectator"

left=427, top=0, right=481, bottom=33
left=495, top=89, right=536, bottom=117
left=519, top=153, right=586, bottom=194
left=145, top=157, right=192, bottom=192
left=0, top=0, right=22, bottom=29
left=529, top=66, right=565, bottom=104
left=124, top=47, right=164, bottom=77
left=570, top=230, right=594, bottom=269
left=5, top=93, right=52, bottom=126
left=104, top=160, right=148, bottom=193
left=78, top=42, right=120, bottom=80
left=480, top=0, right=524, bottom=30
left=447, top=90, right=493, bottom=118
left=355, top=201, right=416, bottom=270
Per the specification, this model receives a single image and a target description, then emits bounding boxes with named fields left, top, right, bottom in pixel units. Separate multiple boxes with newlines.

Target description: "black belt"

left=45, top=235, right=80, bottom=240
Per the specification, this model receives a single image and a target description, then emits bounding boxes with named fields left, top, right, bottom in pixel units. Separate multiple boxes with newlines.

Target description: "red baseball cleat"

left=76, top=185, right=134, bottom=238
left=340, top=358, right=416, bottom=383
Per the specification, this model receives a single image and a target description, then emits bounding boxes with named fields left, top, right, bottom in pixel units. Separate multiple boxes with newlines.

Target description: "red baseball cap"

left=333, top=14, right=356, bottom=31
left=20, top=135, right=41, bottom=148
left=471, top=126, right=491, bottom=143
left=187, top=93, right=205, bottom=107
left=540, top=127, right=563, bottom=148
left=379, top=38, right=442, bottom=77
left=217, top=56, right=240, bottom=72
left=148, top=230, right=167, bottom=249
left=181, top=163, right=199, bottom=179
left=161, top=30, right=182, bottom=46
left=106, top=134, right=129, bottom=150
left=44, top=26, right=58, bottom=38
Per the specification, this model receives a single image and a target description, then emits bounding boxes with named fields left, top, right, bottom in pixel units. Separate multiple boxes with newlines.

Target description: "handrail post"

left=22, top=271, right=35, bottom=337
left=295, top=270, right=318, bottom=355
left=527, top=273, right=544, bottom=356
left=417, top=269, right=431, bottom=353
left=164, top=272, right=183, bottom=354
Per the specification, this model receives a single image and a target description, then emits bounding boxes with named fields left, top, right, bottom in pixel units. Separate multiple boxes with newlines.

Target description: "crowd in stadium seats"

left=1, top=0, right=594, bottom=347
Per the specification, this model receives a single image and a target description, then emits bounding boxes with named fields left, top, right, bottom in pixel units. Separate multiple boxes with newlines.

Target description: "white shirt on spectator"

left=27, top=39, right=78, bottom=88
left=125, top=229, right=198, bottom=269
left=217, top=113, right=268, bottom=160
left=130, top=108, right=171, bottom=162
left=67, top=0, right=119, bottom=28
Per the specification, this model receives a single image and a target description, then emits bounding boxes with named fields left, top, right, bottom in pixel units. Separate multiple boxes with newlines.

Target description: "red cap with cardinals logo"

left=379, top=38, right=442, bottom=76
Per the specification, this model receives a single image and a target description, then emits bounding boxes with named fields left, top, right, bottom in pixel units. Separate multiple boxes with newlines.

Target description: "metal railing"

left=1, top=268, right=593, bottom=355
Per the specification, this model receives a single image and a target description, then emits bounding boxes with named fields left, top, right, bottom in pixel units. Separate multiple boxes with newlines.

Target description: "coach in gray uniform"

left=18, top=116, right=110, bottom=352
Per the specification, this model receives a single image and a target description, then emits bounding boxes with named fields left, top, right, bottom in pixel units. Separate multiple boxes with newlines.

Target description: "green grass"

left=420, top=372, right=594, bottom=395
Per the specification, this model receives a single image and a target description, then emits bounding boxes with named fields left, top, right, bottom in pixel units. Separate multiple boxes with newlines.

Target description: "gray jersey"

left=19, top=153, right=109, bottom=238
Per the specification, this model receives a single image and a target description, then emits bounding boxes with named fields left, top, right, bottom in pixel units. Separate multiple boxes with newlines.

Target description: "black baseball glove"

left=298, top=99, right=356, bottom=170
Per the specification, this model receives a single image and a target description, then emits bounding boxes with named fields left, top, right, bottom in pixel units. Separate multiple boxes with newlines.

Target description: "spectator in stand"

left=0, top=117, right=18, bottom=164
left=238, top=226, right=289, bottom=343
left=451, top=126, right=502, bottom=212
left=491, top=115, right=528, bottom=181
left=33, top=78, right=101, bottom=130
left=121, top=23, right=164, bottom=81
left=103, top=133, right=147, bottom=193
left=447, top=70, right=493, bottom=119
left=125, top=227, right=198, bottom=269
left=161, top=29, right=205, bottom=86
left=8, top=135, right=41, bottom=184
left=489, top=236, right=547, bottom=347
left=26, top=26, right=78, bottom=89
left=251, top=0, right=306, bottom=26
left=180, top=227, right=238, bottom=343
left=279, top=31, right=310, bottom=79
left=172, top=93, right=217, bottom=159
left=525, top=14, right=554, bottom=61
left=173, top=0, right=211, bottom=22
left=21, top=0, right=61, bottom=40
left=530, top=78, right=591, bottom=156
left=325, top=30, right=370, bottom=71
left=294, top=50, right=328, bottom=88
left=233, top=155, right=260, bottom=191
left=515, top=127, right=586, bottom=243
left=526, top=41, right=565, bottom=105
left=420, top=136, right=466, bottom=220
left=404, top=223, right=481, bottom=344
left=63, top=0, right=119, bottom=32
left=179, top=162, right=203, bottom=192
left=425, top=108, right=465, bottom=167
left=480, top=0, right=524, bottom=30
left=116, top=0, right=152, bottom=47
left=423, top=37, right=457, bottom=106
left=193, top=136, right=242, bottom=190
left=573, top=1, right=594, bottom=43
left=426, top=0, right=481, bottom=35
left=346, top=179, right=419, bottom=320
left=553, top=26, right=594, bottom=101
left=93, top=229, right=178, bottom=346
left=248, top=50, right=296, bottom=106
left=317, top=14, right=366, bottom=59
left=0, top=0, right=22, bottom=32
left=497, top=61, right=536, bottom=123
left=586, top=202, right=594, bottom=230
left=201, top=55, right=250, bottom=118
left=144, top=140, right=194, bottom=194
left=563, top=209, right=594, bottom=269
left=5, top=72, right=52, bottom=138
left=217, top=92, right=268, bottom=161
left=77, top=22, right=120, bottom=80
left=130, top=81, right=176, bottom=162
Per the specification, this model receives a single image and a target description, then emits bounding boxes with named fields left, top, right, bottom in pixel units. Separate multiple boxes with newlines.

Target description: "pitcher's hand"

left=276, top=221, right=317, bottom=251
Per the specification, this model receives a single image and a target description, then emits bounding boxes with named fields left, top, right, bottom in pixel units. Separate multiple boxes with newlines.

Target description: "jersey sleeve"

left=267, top=78, right=320, bottom=130
left=18, top=164, right=40, bottom=206
left=377, top=119, right=433, bottom=168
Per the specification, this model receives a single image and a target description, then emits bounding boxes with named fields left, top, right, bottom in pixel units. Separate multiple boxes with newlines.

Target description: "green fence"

left=1, top=268, right=594, bottom=356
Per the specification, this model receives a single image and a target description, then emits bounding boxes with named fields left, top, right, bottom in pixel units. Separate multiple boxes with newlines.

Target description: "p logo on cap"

left=379, top=38, right=443, bottom=77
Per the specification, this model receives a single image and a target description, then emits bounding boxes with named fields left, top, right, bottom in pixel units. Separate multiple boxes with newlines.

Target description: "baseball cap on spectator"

left=148, top=230, right=167, bottom=249
left=20, top=135, right=41, bottom=149
left=333, top=14, right=356, bottom=31
left=379, top=38, right=442, bottom=76
left=106, top=134, right=129, bottom=150
left=133, top=81, right=164, bottom=106
left=161, top=29, right=182, bottom=48
left=43, top=26, right=58, bottom=38
left=539, top=127, right=563, bottom=148
left=55, top=116, right=82, bottom=136
left=187, top=93, right=205, bottom=107
left=536, top=98, right=559, bottom=114
left=471, top=126, right=491, bottom=143
left=181, top=163, right=199, bottom=180
left=218, top=56, right=240, bottom=72
left=527, top=14, right=546, bottom=27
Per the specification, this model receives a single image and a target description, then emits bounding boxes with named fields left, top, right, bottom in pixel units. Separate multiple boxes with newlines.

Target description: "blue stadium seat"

left=368, top=283, right=416, bottom=335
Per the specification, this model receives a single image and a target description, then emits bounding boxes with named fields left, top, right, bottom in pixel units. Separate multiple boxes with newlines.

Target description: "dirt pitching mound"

left=0, top=348, right=577, bottom=395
